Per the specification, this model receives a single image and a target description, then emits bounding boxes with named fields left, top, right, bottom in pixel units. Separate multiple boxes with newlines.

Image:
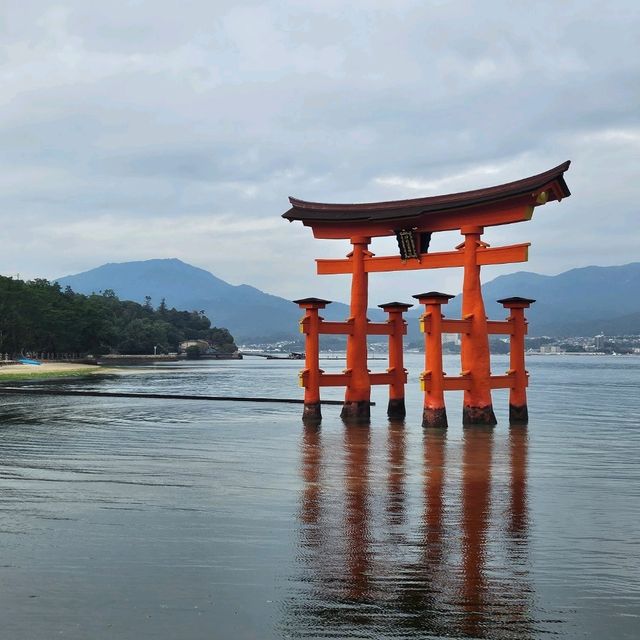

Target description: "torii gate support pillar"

left=294, top=297, right=331, bottom=423
left=415, top=292, right=454, bottom=428
left=379, top=302, right=412, bottom=419
left=499, top=297, right=535, bottom=424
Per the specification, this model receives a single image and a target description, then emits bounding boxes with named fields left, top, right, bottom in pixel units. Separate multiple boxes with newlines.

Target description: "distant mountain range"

left=437, top=262, right=640, bottom=337
left=56, top=258, right=382, bottom=342
left=56, top=259, right=640, bottom=341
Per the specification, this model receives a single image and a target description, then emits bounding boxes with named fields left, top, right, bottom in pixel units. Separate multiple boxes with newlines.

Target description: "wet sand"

left=0, top=362, right=112, bottom=379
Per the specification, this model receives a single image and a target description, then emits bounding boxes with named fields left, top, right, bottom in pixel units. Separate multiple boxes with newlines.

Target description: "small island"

left=0, top=275, right=239, bottom=380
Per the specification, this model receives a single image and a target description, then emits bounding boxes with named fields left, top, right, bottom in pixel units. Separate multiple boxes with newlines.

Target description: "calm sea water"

left=0, top=353, right=638, bottom=639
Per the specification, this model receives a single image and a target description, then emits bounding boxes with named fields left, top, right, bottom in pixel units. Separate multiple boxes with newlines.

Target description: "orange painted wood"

left=423, top=374, right=517, bottom=391
left=365, top=322, right=395, bottom=336
left=488, top=374, right=519, bottom=389
left=443, top=376, right=472, bottom=391
left=344, top=239, right=371, bottom=403
left=317, top=320, right=395, bottom=336
left=384, top=366, right=408, bottom=384
left=312, top=371, right=398, bottom=387
left=383, top=307, right=409, bottom=401
left=362, top=252, right=465, bottom=273
left=486, top=320, right=513, bottom=335
left=386, top=365, right=408, bottom=397
left=464, top=319, right=528, bottom=335
left=318, top=372, right=351, bottom=387
left=316, top=243, right=530, bottom=275
left=508, top=307, right=528, bottom=405
left=423, top=318, right=473, bottom=334
left=422, top=304, right=446, bottom=410
left=318, top=320, right=353, bottom=335
left=476, top=243, right=529, bottom=266
left=302, top=308, right=321, bottom=403
left=422, top=374, right=472, bottom=392
left=460, top=231, right=494, bottom=411
left=369, top=372, right=395, bottom=385
left=421, top=373, right=524, bottom=392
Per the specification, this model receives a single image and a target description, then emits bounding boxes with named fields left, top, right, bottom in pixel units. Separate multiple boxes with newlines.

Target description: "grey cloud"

left=0, top=0, right=639, bottom=304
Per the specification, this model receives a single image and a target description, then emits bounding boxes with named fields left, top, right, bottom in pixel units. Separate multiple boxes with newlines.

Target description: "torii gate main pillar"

left=460, top=226, right=497, bottom=425
left=342, top=236, right=372, bottom=421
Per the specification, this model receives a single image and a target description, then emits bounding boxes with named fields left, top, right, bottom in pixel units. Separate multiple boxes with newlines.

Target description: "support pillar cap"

left=497, top=296, right=535, bottom=308
left=378, top=301, right=413, bottom=311
left=293, top=297, right=332, bottom=309
left=412, top=292, right=455, bottom=305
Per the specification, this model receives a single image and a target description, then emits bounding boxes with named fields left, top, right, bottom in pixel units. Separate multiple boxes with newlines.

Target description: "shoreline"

left=0, top=362, right=118, bottom=382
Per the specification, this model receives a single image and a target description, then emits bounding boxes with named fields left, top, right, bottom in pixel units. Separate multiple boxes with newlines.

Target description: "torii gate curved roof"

left=283, top=161, right=571, bottom=239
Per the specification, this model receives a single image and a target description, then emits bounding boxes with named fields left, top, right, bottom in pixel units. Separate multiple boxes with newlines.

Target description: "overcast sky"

left=1, top=1, right=639, bottom=305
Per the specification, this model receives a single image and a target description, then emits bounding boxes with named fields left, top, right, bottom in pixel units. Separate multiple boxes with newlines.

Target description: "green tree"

left=0, top=276, right=237, bottom=357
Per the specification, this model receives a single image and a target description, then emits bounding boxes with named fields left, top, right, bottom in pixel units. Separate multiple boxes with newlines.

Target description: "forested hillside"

left=0, top=276, right=237, bottom=356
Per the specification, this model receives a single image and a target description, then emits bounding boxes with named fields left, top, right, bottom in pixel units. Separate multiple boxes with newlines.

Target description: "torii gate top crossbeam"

left=283, top=161, right=571, bottom=239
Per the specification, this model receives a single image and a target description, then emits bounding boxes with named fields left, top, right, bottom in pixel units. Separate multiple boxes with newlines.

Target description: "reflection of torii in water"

left=287, top=422, right=534, bottom=638
left=285, top=162, right=571, bottom=425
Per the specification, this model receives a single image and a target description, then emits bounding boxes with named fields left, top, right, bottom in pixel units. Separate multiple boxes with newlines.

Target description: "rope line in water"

left=0, top=387, right=375, bottom=406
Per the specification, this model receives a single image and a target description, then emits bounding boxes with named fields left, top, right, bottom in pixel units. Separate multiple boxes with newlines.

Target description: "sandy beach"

left=0, top=362, right=108, bottom=379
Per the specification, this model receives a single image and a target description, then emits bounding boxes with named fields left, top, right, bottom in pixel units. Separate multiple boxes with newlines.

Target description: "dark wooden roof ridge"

left=412, top=291, right=456, bottom=301
left=378, top=301, right=413, bottom=309
left=284, top=161, right=570, bottom=222
left=497, top=296, right=536, bottom=305
left=292, top=297, right=332, bottom=305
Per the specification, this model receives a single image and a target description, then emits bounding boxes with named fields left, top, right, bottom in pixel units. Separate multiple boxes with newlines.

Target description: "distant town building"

left=594, top=334, right=605, bottom=350
left=540, top=345, right=561, bottom=354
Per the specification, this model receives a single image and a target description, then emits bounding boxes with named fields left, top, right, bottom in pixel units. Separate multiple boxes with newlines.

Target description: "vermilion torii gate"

left=283, top=161, right=571, bottom=426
